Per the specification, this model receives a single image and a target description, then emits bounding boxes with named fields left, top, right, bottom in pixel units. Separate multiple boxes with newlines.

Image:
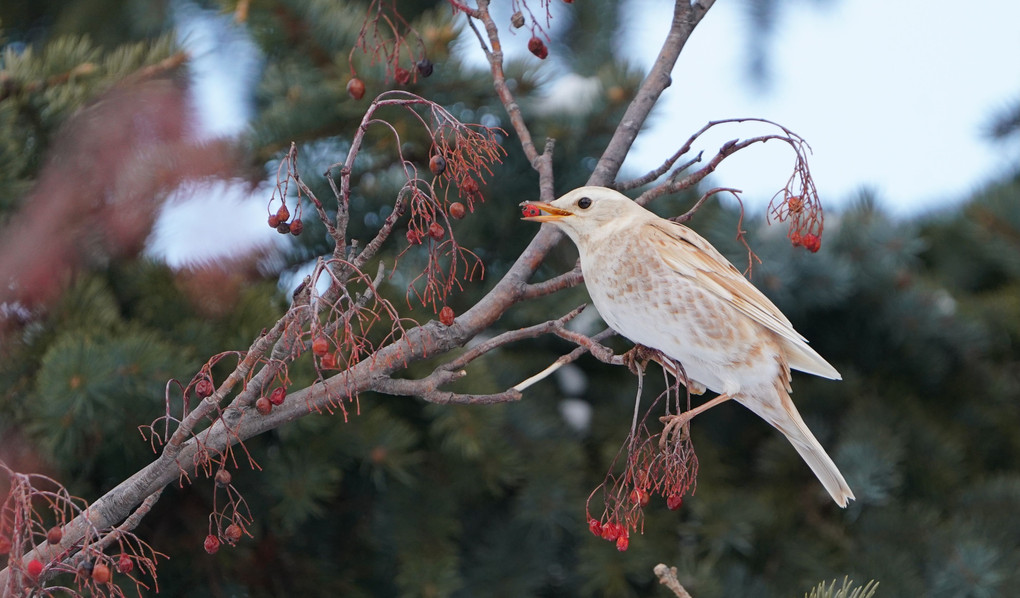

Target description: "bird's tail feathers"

left=744, top=384, right=855, bottom=507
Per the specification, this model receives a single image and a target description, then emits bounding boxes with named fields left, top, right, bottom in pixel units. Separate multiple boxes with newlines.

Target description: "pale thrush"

left=523, top=186, right=854, bottom=507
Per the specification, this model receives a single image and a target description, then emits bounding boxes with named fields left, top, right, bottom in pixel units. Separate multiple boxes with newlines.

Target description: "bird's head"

left=520, top=186, right=649, bottom=245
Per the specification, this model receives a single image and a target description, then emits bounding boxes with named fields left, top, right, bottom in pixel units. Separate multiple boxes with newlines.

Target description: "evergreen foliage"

left=2, top=1, right=1019, bottom=597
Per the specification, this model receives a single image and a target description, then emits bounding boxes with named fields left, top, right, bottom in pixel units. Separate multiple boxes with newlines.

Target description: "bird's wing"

left=646, top=219, right=841, bottom=380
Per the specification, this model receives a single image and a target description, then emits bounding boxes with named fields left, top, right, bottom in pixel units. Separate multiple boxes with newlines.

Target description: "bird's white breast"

left=577, top=229, right=781, bottom=395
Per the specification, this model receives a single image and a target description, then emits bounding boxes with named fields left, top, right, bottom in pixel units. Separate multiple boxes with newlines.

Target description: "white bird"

left=523, top=186, right=854, bottom=507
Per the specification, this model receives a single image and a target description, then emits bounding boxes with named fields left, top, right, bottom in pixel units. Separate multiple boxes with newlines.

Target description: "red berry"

left=448, top=202, right=466, bottom=219
left=629, top=488, right=650, bottom=507
left=439, top=306, right=455, bottom=326
left=787, top=195, right=804, bottom=214
left=394, top=67, right=411, bottom=85
left=616, top=534, right=629, bottom=552
left=527, top=37, right=548, bottom=59
left=195, top=377, right=214, bottom=398
left=116, top=554, right=133, bottom=574
left=276, top=222, right=291, bottom=234
left=429, top=154, right=447, bottom=176
left=312, top=335, right=330, bottom=357
left=416, top=58, right=434, bottom=78
left=588, top=519, right=603, bottom=537
left=600, top=523, right=620, bottom=541
left=268, top=214, right=280, bottom=228
left=802, top=233, right=821, bottom=253
left=0, top=536, right=10, bottom=555
left=204, top=535, right=220, bottom=554
left=276, top=204, right=290, bottom=222
left=347, top=77, right=366, bottom=100
left=290, top=218, right=304, bottom=236
left=92, top=562, right=111, bottom=584
left=428, top=222, right=445, bottom=240
left=224, top=523, right=243, bottom=544
left=790, top=232, right=803, bottom=247
left=269, top=387, right=286, bottom=406
left=521, top=204, right=541, bottom=218
left=406, top=229, right=423, bottom=245
left=460, top=177, right=479, bottom=194
left=666, top=494, right=684, bottom=511
left=321, top=352, right=338, bottom=369
left=255, top=397, right=272, bottom=415
left=27, top=555, right=43, bottom=575
left=215, top=469, right=232, bottom=487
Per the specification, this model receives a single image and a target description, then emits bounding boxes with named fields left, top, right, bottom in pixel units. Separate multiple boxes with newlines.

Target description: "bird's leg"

left=659, top=393, right=732, bottom=449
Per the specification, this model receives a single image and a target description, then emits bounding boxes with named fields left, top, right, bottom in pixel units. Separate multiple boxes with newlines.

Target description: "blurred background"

left=1, top=0, right=1018, bottom=596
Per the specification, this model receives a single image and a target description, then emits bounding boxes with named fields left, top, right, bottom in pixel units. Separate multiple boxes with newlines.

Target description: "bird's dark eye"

left=577, top=196, right=592, bottom=209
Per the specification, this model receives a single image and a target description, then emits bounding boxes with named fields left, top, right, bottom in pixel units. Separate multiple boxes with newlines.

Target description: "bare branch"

left=590, top=1, right=715, bottom=187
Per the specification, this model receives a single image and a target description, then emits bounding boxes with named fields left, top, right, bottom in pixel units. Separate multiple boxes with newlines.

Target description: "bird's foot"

left=622, top=344, right=662, bottom=376
left=658, top=413, right=692, bottom=449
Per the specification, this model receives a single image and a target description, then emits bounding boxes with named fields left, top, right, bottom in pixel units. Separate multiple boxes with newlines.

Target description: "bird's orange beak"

left=520, top=201, right=571, bottom=222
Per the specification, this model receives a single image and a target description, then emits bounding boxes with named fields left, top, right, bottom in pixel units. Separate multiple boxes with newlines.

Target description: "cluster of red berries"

left=790, top=232, right=822, bottom=253
left=268, top=203, right=303, bottom=236
left=256, top=386, right=288, bottom=415
left=588, top=519, right=630, bottom=551
left=346, top=58, right=435, bottom=101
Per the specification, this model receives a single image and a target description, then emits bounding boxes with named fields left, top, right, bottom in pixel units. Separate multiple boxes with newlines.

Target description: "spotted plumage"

left=523, top=186, right=854, bottom=507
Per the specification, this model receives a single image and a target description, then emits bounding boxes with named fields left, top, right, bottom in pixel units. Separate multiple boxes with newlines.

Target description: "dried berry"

left=406, top=229, right=423, bottom=245
left=460, top=177, right=479, bottom=195
left=224, top=523, right=243, bottom=544
left=527, top=37, right=548, bottom=60
left=91, top=562, right=111, bottom=584
left=255, top=397, right=272, bottom=415
left=46, top=526, right=62, bottom=545
left=666, top=494, right=684, bottom=511
left=448, top=202, right=466, bottom=219
left=347, top=77, right=366, bottom=100
left=27, top=558, right=43, bottom=578
left=215, top=469, right=232, bottom=487
left=416, top=58, right=434, bottom=78
left=204, top=534, right=220, bottom=554
left=787, top=195, right=804, bottom=214
left=629, top=488, right=650, bottom=507
left=615, top=534, right=629, bottom=552
left=511, top=11, right=525, bottom=28
left=312, top=335, right=330, bottom=357
left=276, top=204, right=290, bottom=222
left=394, top=67, right=411, bottom=85
left=269, top=386, right=286, bottom=406
left=439, top=306, right=455, bottom=326
left=321, top=352, right=338, bottom=369
left=588, top=519, right=603, bottom=537
left=289, top=218, right=303, bottom=236
left=116, top=554, right=133, bottom=574
left=790, top=232, right=803, bottom=247
left=195, top=377, right=214, bottom=398
left=802, top=233, right=821, bottom=253
left=276, top=222, right=291, bottom=234
left=429, top=154, right=447, bottom=176
left=428, top=222, right=445, bottom=240
left=521, top=204, right=541, bottom=218
left=268, top=214, right=280, bottom=228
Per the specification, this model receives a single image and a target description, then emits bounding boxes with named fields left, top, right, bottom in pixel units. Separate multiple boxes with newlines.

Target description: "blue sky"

left=622, top=0, right=1020, bottom=216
